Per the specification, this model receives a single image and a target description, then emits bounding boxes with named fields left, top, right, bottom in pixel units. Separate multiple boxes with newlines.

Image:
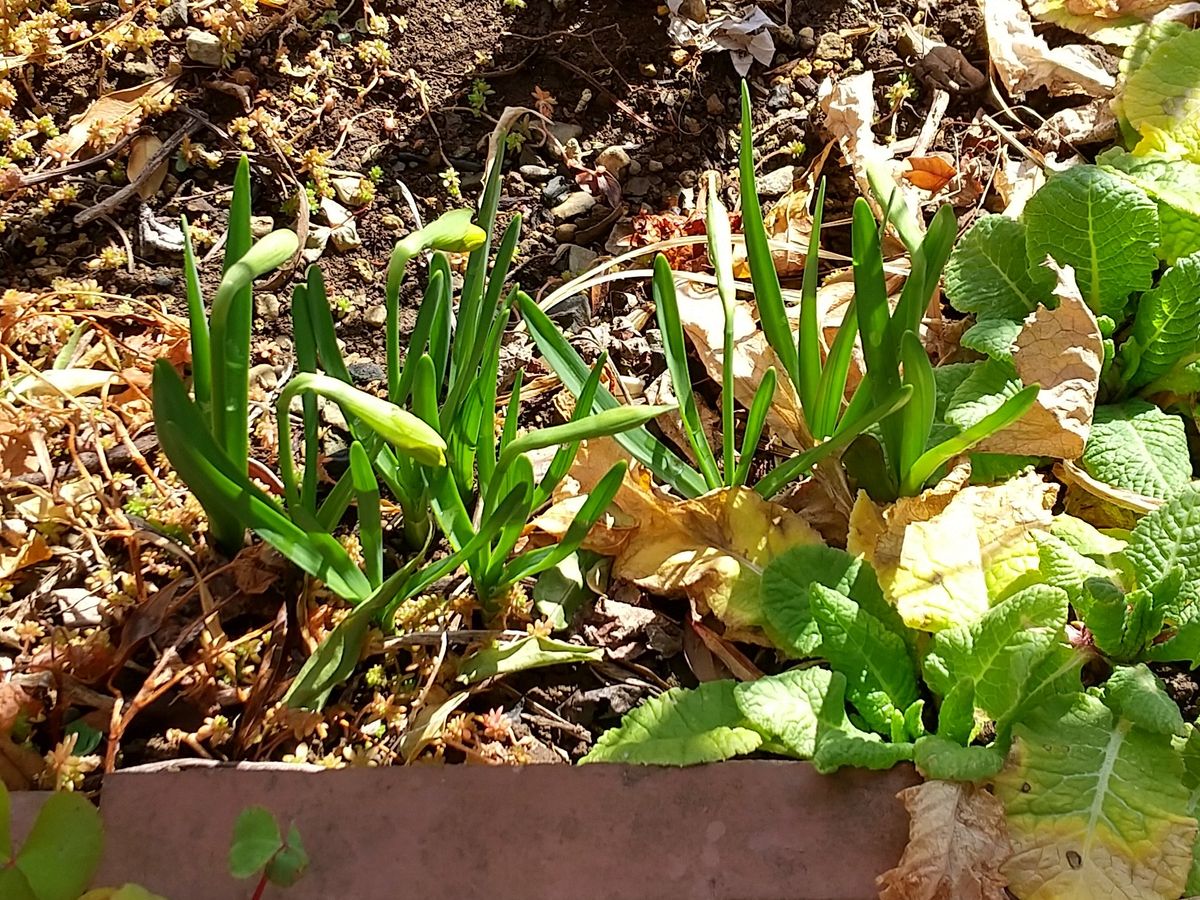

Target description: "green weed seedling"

left=229, top=807, right=307, bottom=899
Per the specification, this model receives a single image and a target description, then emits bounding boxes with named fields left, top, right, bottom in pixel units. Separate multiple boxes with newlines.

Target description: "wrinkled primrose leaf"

left=993, top=691, right=1196, bottom=900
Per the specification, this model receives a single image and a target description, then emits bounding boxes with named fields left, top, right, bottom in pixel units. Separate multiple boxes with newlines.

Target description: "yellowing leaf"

left=877, top=781, right=1012, bottom=900
left=848, top=473, right=1056, bottom=631
left=613, top=485, right=822, bottom=639
left=976, top=279, right=1103, bottom=460
left=675, top=279, right=810, bottom=447
left=994, top=692, right=1197, bottom=900
left=534, top=440, right=822, bottom=640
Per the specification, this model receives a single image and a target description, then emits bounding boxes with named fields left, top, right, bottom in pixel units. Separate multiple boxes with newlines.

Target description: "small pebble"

left=550, top=191, right=596, bottom=222
left=520, top=164, right=553, bottom=181
left=596, top=145, right=631, bottom=176
left=756, top=165, right=796, bottom=197
left=347, top=361, right=386, bottom=384
left=767, top=82, right=792, bottom=111
left=541, top=174, right=572, bottom=206
left=625, top=176, right=653, bottom=196
left=554, top=223, right=578, bottom=242
left=184, top=29, right=222, bottom=66
left=627, top=159, right=643, bottom=176
left=250, top=215, right=273, bottom=239
left=706, top=94, right=725, bottom=115
left=364, top=305, right=387, bottom=327
left=797, top=26, right=816, bottom=55
left=648, top=160, right=665, bottom=173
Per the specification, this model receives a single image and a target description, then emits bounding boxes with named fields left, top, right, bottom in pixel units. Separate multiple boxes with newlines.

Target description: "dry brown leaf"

left=848, top=471, right=1056, bottom=631
left=982, top=0, right=1116, bottom=97
left=46, top=74, right=177, bottom=161
left=533, top=440, right=823, bottom=640
left=903, top=155, right=958, bottom=193
left=128, top=133, right=168, bottom=200
left=758, top=141, right=835, bottom=278
left=877, top=781, right=1012, bottom=900
left=0, top=519, right=52, bottom=580
left=976, top=265, right=1102, bottom=459
left=675, top=279, right=810, bottom=447
left=1056, top=459, right=1162, bottom=529
left=762, top=187, right=815, bottom=277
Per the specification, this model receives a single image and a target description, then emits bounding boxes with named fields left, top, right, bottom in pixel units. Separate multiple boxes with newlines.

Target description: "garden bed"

left=4, top=0, right=1200, bottom=898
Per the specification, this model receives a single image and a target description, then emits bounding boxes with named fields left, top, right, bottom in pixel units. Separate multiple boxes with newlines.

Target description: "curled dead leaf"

left=903, top=155, right=958, bottom=193
left=982, top=0, right=1116, bottom=97
left=127, top=134, right=168, bottom=200
left=877, top=781, right=1012, bottom=900
left=45, top=74, right=177, bottom=161
left=976, top=265, right=1103, bottom=460
left=532, top=439, right=823, bottom=641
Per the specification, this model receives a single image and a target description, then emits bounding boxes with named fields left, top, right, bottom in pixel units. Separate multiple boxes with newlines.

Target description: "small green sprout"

left=441, top=166, right=462, bottom=199
left=886, top=72, right=916, bottom=111
left=229, top=807, right=308, bottom=896
left=367, top=164, right=384, bottom=183
left=467, top=78, right=493, bottom=115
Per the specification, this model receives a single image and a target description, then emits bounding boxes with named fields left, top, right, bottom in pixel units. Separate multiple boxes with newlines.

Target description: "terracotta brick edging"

left=18, top=760, right=919, bottom=899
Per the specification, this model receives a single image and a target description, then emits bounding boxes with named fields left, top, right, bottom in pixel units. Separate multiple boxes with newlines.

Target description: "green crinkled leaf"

left=1049, top=514, right=1127, bottom=559
left=1081, top=401, right=1192, bottom=501
left=760, top=546, right=908, bottom=658
left=960, top=318, right=1024, bottom=361
left=1149, top=359, right=1200, bottom=395
left=1128, top=485, right=1200, bottom=619
left=1118, top=252, right=1200, bottom=389
left=457, top=635, right=602, bottom=684
left=810, top=689, right=913, bottom=774
left=913, top=735, right=1005, bottom=782
left=1178, top=727, right=1200, bottom=895
left=733, top=667, right=842, bottom=758
left=945, top=215, right=1051, bottom=319
left=1033, top=532, right=1117, bottom=607
left=1099, top=149, right=1200, bottom=263
left=924, top=584, right=1069, bottom=727
left=944, top=359, right=1022, bottom=433
left=1022, top=165, right=1159, bottom=317
left=1080, top=577, right=1166, bottom=663
left=937, top=678, right=977, bottom=745
left=1104, top=664, right=1186, bottom=737
left=809, top=584, right=919, bottom=734
left=993, top=691, right=1197, bottom=900
left=580, top=680, right=763, bottom=765
left=1120, top=28, right=1200, bottom=162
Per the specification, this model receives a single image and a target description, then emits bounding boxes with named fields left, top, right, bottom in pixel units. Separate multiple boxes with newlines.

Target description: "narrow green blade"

left=738, top=80, right=798, bottom=386
left=518, top=292, right=707, bottom=498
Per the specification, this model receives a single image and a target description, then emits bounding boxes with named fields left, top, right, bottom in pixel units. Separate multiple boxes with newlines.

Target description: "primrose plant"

left=525, top=82, right=1036, bottom=502
left=945, top=156, right=1200, bottom=500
